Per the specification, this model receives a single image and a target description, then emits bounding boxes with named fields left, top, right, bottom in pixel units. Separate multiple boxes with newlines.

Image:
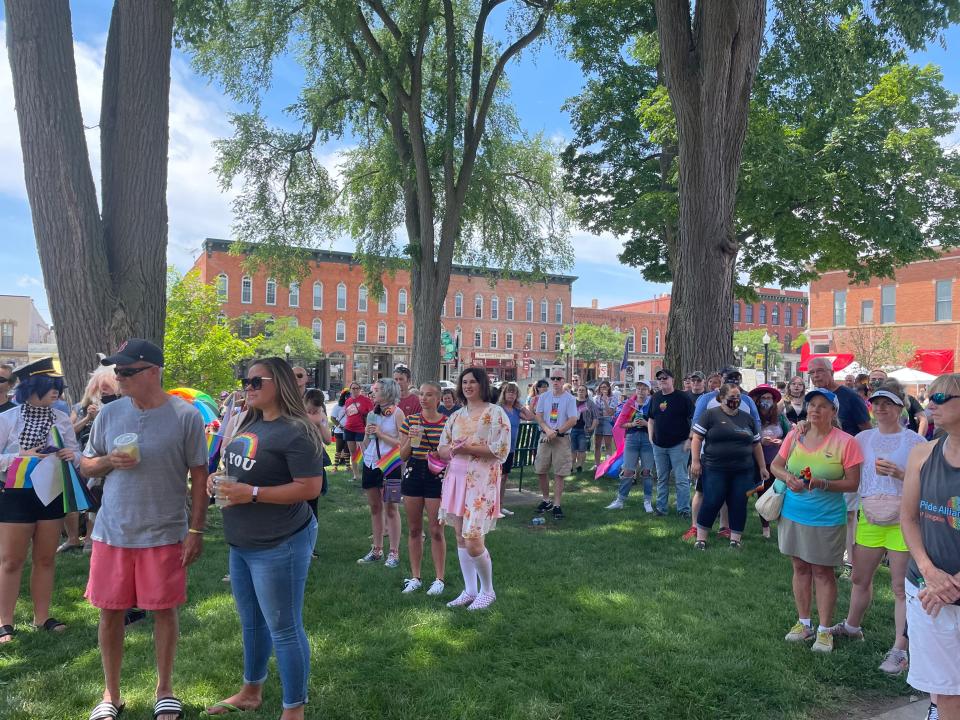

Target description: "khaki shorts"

left=534, top=435, right=573, bottom=476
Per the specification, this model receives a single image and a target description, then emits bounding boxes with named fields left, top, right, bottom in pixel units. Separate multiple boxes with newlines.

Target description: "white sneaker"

left=426, top=579, right=445, bottom=596
left=605, top=498, right=624, bottom=510
left=401, top=577, right=422, bottom=594
left=467, top=590, right=496, bottom=611
left=384, top=552, right=400, bottom=568
left=643, top=500, right=654, bottom=513
left=500, top=508, right=514, bottom=516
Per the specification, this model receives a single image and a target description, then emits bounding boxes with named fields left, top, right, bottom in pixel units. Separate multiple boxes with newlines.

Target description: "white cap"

left=868, top=389, right=904, bottom=407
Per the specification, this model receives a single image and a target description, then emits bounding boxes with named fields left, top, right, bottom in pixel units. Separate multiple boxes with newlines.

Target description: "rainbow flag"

left=351, top=444, right=363, bottom=466
left=206, top=432, right=223, bottom=473
left=51, top=427, right=94, bottom=513
left=4, top=456, right=39, bottom=488
left=376, top=446, right=403, bottom=476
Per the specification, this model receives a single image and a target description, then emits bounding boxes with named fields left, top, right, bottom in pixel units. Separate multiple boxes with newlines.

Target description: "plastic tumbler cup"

left=113, top=433, right=140, bottom=463
left=214, top=472, right=238, bottom=508
left=410, top=424, right=423, bottom=449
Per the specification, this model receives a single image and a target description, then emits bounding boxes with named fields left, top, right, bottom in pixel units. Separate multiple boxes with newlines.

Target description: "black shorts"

left=401, top=458, right=442, bottom=499
left=501, top=451, right=515, bottom=476
left=343, top=430, right=365, bottom=442
left=695, top=474, right=704, bottom=493
left=361, top=463, right=401, bottom=490
left=0, top=488, right=66, bottom=523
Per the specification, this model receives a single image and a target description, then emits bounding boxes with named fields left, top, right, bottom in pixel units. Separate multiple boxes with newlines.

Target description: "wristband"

left=187, top=528, right=204, bottom=535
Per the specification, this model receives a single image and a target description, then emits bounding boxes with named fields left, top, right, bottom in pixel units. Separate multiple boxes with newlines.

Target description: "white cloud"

left=15, top=274, right=41, bottom=287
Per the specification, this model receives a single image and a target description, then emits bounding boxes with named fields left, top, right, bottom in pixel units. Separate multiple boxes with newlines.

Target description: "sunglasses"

left=114, top=366, right=152, bottom=378
left=0, top=377, right=11, bottom=385
left=240, top=376, right=273, bottom=390
left=928, top=392, right=959, bottom=406
left=550, top=376, right=564, bottom=381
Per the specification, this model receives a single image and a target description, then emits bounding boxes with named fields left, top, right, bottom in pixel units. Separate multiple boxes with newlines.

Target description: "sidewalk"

left=869, top=698, right=928, bottom=720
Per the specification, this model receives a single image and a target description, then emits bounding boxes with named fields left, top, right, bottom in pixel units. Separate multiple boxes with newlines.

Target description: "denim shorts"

left=570, top=428, right=589, bottom=452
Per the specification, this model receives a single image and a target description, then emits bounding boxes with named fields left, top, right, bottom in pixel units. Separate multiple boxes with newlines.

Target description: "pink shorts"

left=85, top=541, right=187, bottom=610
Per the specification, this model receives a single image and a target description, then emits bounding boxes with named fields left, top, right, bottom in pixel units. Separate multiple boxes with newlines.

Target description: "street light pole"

left=762, top=333, right=771, bottom=383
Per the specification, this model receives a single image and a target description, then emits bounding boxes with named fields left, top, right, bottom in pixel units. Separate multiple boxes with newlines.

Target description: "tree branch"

left=353, top=4, right=412, bottom=107
left=442, top=0, right=458, bottom=206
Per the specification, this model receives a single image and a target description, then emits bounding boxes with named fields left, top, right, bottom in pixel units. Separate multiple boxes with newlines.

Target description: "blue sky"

left=2, top=3, right=958, bottom=325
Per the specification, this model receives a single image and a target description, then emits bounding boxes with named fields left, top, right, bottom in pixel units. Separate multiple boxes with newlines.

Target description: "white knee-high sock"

left=458, top=547, right=478, bottom=595
left=473, top=550, right=494, bottom=595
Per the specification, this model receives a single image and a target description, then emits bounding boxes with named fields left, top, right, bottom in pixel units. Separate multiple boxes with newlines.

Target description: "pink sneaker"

left=467, top=591, right=497, bottom=611
left=446, top=591, right=477, bottom=608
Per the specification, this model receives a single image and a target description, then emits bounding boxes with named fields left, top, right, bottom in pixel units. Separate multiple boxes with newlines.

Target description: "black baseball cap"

left=101, top=338, right=165, bottom=367
left=719, top=364, right=741, bottom=380
left=655, top=369, right=674, bottom=380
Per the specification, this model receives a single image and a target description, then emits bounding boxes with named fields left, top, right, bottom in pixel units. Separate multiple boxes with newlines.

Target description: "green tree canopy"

left=164, top=269, right=261, bottom=394
left=249, top=315, right=324, bottom=365
left=559, top=324, right=625, bottom=364
left=733, top=329, right=783, bottom=373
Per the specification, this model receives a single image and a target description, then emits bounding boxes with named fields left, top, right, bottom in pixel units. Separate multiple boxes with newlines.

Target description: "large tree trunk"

left=5, top=0, right=172, bottom=394
left=654, top=0, right=765, bottom=377
left=409, top=258, right=450, bottom=386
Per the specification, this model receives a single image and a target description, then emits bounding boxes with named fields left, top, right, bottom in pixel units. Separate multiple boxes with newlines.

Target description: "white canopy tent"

left=888, top=367, right=937, bottom=384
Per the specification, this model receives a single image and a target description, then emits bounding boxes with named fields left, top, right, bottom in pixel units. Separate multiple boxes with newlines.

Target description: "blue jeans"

left=652, top=442, right=691, bottom=514
left=570, top=428, right=589, bottom=453
left=618, top=431, right=655, bottom=501
left=229, top=519, right=318, bottom=709
left=696, top=465, right=755, bottom=533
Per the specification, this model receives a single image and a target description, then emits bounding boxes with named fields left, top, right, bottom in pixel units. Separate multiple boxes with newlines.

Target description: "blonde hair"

left=81, top=366, right=119, bottom=408
left=927, top=373, right=960, bottom=398
left=238, top=357, right=323, bottom=454
left=498, top=382, right=522, bottom=410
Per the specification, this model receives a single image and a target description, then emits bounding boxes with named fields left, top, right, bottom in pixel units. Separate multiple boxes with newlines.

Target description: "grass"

left=0, top=468, right=911, bottom=719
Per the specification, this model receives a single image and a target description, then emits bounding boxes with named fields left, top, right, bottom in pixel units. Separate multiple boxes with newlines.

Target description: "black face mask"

left=100, top=394, right=120, bottom=405
left=869, top=379, right=883, bottom=388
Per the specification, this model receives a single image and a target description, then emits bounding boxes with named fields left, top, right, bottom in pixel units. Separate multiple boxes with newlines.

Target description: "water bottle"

left=531, top=516, right=545, bottom=526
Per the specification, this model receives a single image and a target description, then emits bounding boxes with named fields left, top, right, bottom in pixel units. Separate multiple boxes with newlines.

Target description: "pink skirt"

left=439, top=455, right=501, bottom=538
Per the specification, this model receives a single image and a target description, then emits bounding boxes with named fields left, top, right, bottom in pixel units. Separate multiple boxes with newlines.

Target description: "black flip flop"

left=89, top=700, right=125, bottom=720
left=154, top=696, right=184, bottom=719
left=34, top=617, right=66, bottom=632
left=0, top=624, right=15, bottom=641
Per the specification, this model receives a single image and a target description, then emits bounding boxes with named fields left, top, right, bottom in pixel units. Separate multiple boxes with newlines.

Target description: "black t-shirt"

left=0, top=400, right=16, bottom=415
left=905, top=395, right=924, bottom=433
left=647, top=391, right=695, bottom=448
left=222, top=418, right=325, bottom=549
left=692, top=406, right=760, bottom=471
left=834, top=385, right=870, bottom=436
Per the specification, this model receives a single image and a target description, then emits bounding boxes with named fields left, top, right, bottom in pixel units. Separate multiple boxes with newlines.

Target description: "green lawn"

left=0, top=469, right=910, bottom=719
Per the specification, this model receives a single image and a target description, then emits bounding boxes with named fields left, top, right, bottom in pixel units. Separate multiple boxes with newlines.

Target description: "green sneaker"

left=811, top=631, right=834, bottom=653
left=784, top=622, right=815, bottom=642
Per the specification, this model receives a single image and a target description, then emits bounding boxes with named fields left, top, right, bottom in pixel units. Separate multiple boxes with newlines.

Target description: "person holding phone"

left=0, top=357, right=79, bottom=643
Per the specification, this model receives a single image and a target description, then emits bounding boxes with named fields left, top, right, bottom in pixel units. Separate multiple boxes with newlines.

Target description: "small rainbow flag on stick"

left=376, top=446, right=403, bottom=476
left=51, top=427, right=95, bottom=513
left=351, top=444, right=363, bottom=466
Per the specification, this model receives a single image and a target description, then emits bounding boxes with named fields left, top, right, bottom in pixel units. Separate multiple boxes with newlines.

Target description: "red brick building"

left=192, top=239, right=576, bottom=388
left=608, top=288, right=809, bottom=379
left=570, top=303, right=668, bottom=382
left=808, top=248, right=960, bottom=373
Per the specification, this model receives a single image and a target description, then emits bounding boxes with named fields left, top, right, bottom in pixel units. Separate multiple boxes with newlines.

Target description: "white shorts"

left=905, top=580, right=960, bottom=696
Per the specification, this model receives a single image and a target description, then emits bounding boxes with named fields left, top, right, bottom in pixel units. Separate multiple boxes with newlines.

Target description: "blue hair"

left=15, top=375, right=65, bottom=404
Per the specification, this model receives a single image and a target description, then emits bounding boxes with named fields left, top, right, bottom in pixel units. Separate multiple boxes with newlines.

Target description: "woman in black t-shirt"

left=690, top=383, right=768, bottom=549
left=205, top=357, right=324, bottom=718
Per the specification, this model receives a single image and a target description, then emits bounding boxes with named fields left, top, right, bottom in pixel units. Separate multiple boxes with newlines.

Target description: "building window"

left=442, top=300, right=447, bottom=317
left=475, top=294, right=483, bottom=319
left=745, top=304, right=754, bottom=323
left=540, top=299, right=548, bottom=323
left=311, top=319, right=322, bottom=343
left=455, top=292, right=463, bottom=318
left=378, top=322, right=387, bottom=344
left=881, top=285, right=895, bottom=324
left=526, top=298, right=534, bottom=322
left=555, top=300, right=563, bottom=324
left=358, top=285, right=368, bottom=312
left=357, top=321, right=367, bottom=343
left=216, top=273, right=228, bottom=302
left=378, top=291, right=387, bottom=314
left=936, top=279, right=952, bottom=321
left=861, top=300, right=874, bottom=324
left=771, top=305, right=779, bottom=325
left=554, top=332, right=561, bottom=351
left=784, top=305, right=792, bottom=326
left=397, top=323, right=407, bottom=345
left=398, top=289, right=408, bottom=315
left=336, top=320, right=345, bottom=343
left=525, top=332, right=533, bottom=349
left=797, top=306, right=804, bottom=327
left=312, top=281, right=323, bottom=310
left=474, top=330, right=482, bottom=348
left=785, top=333, right=792, bottom=349
left=539, top=332, right=547, bottom=351
left=265, top=278, right=277, bottom=306
left=491, top=296, right=499, bottom=320
left=238, top=316, right=252, bottom=338
left=336, top=282, right=346, bottom=310
left=833, top=290, right=847, bottom=326
left=733, top=303, right=740, bottom=322
left=626, top=329, right=635, bottom=353
left=506, top=297, right=515, bottom=321
left=759, top=304, right=767, bottom=324
left=654, top=329, right=661, bottom=354
left=490, top=330, right=498, bottom=349
left=1, top=322, right=13, bottom=350
left=241, top=276, right=252, bottom=304
left=288, top=282, right=299, bottom=307
left=505, top=330, right=513, bottom=349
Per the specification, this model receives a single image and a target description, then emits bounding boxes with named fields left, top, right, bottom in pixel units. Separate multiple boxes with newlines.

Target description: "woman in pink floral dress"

left=437, top=368, right=511, bottom=611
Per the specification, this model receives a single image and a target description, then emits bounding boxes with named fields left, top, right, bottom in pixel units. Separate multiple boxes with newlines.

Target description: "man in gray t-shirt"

left=79, top=339, right=208, bottom=720
left=534, top=367, right=579, bottom=520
